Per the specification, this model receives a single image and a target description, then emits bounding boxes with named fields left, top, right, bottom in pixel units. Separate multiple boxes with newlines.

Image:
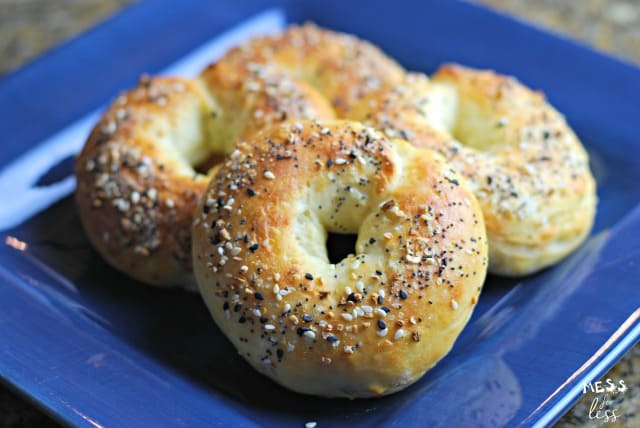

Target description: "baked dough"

left=192, top=120, right=488, bottom=397
left=75, top=77, right=214, bottom=288
left=351, top=64, right=597, bottom=275
left=75, top=24, right=404, bottom=287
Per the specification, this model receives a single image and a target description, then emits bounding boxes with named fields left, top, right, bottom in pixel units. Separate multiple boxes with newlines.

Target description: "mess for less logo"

left=582, top=378, right=628, bottom=423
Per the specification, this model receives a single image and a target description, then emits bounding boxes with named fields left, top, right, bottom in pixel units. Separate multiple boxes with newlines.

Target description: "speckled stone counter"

left=0, top=0, right=638, bottom=427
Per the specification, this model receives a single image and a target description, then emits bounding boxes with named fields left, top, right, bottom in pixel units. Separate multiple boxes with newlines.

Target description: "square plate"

left=1, top=0, right=639, bottom=426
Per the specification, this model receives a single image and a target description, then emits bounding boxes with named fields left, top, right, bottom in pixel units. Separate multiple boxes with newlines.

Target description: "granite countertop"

left=0, top=0, right=638, bottom=426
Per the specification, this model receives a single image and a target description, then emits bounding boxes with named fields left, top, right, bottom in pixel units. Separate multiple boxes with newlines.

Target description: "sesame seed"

left=247, top=188, right=257, bottom=196
left=254, top=292, right=264, bottom=300
left=341, top=313, right=353, bottom=321
left=451, top=299, right=459, bottom=310
left=305, top=273, right=314, bottom=280
left=305, top=422, right=317, bottom=428
left=166, top=198, right=175, bottom=208
left=302, top=315, right=313, bottom=323
left=113, top=198, right=130, bottom=212
left=394, top=329, right=407, bottom=340
left=264, top=324, right=275, bottom=331
left=245, top=81, right=260, bottom=91
left=406, top=254, right=421, bottom=264
left=321, top=127, right=330, bottom=134
left=399, top=290, right=408, bottom=300
left=377, top=320, right=387, bottom=330
left=249, top=243, right=259, bottom=252
left=303, top=330, right=316, bottom=340
left=264, top=170, right=276, bottom=180
left=335, top=158, right=346, bottom=165
left=239, top=265, right=248, bottom=273
left=377, top=328, right=388, bottom=337
left=375, top=308, right=387, bottom=318
left=102, top=121, right=116, bottom=134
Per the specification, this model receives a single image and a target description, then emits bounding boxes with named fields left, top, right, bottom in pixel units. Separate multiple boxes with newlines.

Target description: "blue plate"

left=1, top=1, right=639, bottom=426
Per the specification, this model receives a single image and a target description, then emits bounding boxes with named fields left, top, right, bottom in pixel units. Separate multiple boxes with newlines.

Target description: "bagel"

left=192, top=120, right=488, bottom=398
left=75, top=24, right=404, bottom=287
left=75, top=77, right=216, bottom=288
left=351, top=65, right=597, bottom=276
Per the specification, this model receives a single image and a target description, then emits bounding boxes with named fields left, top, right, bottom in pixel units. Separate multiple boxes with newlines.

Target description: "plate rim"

left=1, top=0, right=639, bottom=426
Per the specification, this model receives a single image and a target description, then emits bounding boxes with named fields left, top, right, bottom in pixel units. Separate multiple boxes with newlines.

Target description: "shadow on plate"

left=6, top=193, right=531, bottom=425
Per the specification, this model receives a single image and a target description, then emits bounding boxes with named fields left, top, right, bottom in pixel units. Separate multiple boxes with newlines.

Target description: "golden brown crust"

left=192, top=120, right=488, bottom=397
left=201, top=23, right=405, bottom=116
left=76, top=24, right=404, bottom=287
left=75, top=77, right=213, bottom=288
left=351, top=64, right=597, bottom=276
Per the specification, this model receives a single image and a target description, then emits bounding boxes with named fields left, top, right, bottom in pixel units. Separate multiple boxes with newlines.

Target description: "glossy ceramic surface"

left=0, top=1, right=639, bottom=426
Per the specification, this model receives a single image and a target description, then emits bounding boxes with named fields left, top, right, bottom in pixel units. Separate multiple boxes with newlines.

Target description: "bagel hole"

left=194, top=152, right=226, bottom=175
left=326, top=233, right=358, bottom=264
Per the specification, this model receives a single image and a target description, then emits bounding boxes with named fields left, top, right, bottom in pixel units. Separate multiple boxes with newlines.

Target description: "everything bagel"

left=192, top=120, right=488, bottom=397
left=75, top=77, right=215, bottom=288
left=351, top=64, right=597, bottom=275
left=75, top=24, right=404, bottom=287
